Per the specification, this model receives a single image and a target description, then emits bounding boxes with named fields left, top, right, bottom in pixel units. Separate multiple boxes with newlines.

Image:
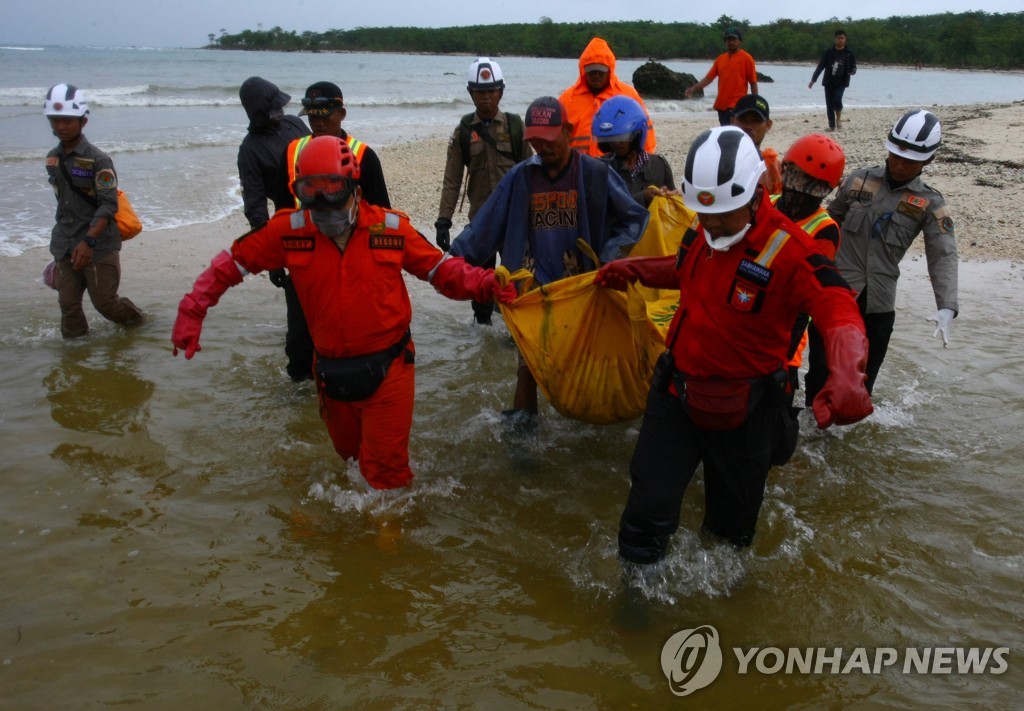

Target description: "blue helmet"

left=592, top=95, right=647, bottom=151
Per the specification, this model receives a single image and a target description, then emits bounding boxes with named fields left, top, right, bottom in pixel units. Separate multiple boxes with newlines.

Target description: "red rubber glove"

left=431, top=256, right=517, bottom=303
left=812, top=324, right=874, bottom=428
left=594, top=256, right=678, bottom=290
left=172, top=250, right=245, bottom=359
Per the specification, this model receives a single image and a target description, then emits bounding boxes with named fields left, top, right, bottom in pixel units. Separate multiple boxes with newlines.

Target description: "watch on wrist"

left=84, top=236, right=97, bottom=248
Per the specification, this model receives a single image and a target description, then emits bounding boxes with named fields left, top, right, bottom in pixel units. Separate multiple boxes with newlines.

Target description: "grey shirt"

left=829, top=165, right=958, bottom=315
left=46, top=135, right=121, bottom=260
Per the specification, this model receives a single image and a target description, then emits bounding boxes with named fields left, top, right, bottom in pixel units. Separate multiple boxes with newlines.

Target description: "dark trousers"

left=716, top=109, right=734, bottom=126
left=470, top=254, right=497, bottom=325
left=55, top=251, right=143, bottom=338
left=805, top=303, right=895, bottom=406
left=282, top=277, right=315, bottom=380
left=618, top=386, right=783, bottom=564
left=824, top=85, right=847, bottom=129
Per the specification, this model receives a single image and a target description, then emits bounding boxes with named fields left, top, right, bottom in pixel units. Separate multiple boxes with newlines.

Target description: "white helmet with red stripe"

left=467, top=57, right=505, bottom=91
left=885, top=109, right=941, bottom=161
left=44, top=84, right=89, bottom=117
left=682, top=126, right=765, bottom=214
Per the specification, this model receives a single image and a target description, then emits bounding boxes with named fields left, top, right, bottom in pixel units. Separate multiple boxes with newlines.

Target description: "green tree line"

left=207, top=13, right=1024, bottom=70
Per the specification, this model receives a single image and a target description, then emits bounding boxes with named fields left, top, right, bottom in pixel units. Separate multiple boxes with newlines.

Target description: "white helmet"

left=467, top=57, right=505, bottom=91
left=885, top=109, right=941, bottom=161
left=682, top=126, right=765, bottom=214
left=44, top=83, right=89, bottom=118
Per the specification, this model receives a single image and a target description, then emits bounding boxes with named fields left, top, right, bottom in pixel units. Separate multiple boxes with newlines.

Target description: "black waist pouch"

left=316, top=331, right=411, bottom=402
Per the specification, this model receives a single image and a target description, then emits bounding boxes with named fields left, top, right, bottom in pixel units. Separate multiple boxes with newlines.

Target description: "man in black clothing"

left=809, top=29, right=857, bottom=132
left=237, top=77, right=310, bottom=229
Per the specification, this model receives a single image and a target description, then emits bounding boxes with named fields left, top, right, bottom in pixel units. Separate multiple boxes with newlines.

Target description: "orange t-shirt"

left=705, top=50, right=757, bottom=111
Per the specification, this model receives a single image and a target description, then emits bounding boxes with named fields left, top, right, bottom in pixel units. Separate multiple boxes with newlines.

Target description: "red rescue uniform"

left=666, top=195, right=860, bottom=381
left=230, top=202, right=446, bottom=489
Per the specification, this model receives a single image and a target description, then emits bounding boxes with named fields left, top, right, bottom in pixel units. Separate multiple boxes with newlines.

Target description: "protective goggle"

left=300, top=96, right=343, bottom=116
left=292, top=175, right=356, bottom=208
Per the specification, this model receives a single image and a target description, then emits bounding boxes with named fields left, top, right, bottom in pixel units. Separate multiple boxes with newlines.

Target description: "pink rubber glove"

left=594, top=256, right=678, bottom=290
left=172, top=250, right=244, bottom=359
left=812, top=324, right=874, bottom=428
left=431, top=256, right=516, bottom=303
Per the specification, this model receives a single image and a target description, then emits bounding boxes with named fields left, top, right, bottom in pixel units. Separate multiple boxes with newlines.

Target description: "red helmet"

left=783, top=133, right=845, bottom=188
left=293, top=136, right=360, bottom=208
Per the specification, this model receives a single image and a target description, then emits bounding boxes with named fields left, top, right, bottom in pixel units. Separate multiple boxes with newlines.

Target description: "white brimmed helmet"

left=467, top=57, right=505, bottom=91
left=682, top=126, right=765, bottom=214
left=885, top=109, right=941, bottom=161
left=44, top=84, right=89, bottom=118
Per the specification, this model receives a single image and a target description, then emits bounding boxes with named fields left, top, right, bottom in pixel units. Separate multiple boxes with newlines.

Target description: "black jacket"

left=237, top=77, right=310, bottom=228
left=811, top=47, right=857, bottom=89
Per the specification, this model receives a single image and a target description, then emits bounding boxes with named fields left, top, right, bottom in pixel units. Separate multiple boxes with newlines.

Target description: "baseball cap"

left=300, top=81, right=344, bottom=116
left=584, top=63, right=609, bottom=73
left=733, top=94, right=770, bottom=121
left=724, top=27, right=742, bottom=40
left=524, top=96, right=567, bottom=141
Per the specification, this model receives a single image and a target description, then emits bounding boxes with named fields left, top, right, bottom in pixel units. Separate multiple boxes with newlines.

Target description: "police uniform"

left=618, top=196, right=863, bottom=562
left=805, top=165, right=958, bottom=400
left=438, top=109, right=531, bottom=322
left=46, top=137, right=142, bottom=338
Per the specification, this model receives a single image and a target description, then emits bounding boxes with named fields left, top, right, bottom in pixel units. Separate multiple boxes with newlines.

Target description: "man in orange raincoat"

left=558, top=37, right=657, bottom=157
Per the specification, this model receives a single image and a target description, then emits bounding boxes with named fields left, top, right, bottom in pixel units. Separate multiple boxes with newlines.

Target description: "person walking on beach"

left=237, top=77, right=309, bottom=232
left=277, top=81, right=392, bottom=381
left=592, top=94, right=677, bottom=206
left=449, top=96, right=649, bottom=429
left=43, top=83, right=143, bottom=339
left=434, top=57, right=532, bottom=325
left=685, top=27, right=758, bottom=126
left=804, top=109, right=958, bottom=405
left=593, top=126, right=872, bottom=564
left=172, top=136, right=516, bottom=490
left=808, top=29, right=857, bottom=132
left=558, top=36, right=657, bottom=157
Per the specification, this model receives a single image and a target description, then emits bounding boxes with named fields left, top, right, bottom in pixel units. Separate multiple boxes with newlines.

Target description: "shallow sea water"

left=1, top=249, right=1021, bottom=707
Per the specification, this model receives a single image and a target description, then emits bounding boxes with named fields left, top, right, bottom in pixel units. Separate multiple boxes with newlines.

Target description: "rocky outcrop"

left=631, top=61, right=698, bottom=100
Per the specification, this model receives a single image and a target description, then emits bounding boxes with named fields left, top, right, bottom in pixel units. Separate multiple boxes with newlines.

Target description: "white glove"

left=928, top=308, right=954, bottom=347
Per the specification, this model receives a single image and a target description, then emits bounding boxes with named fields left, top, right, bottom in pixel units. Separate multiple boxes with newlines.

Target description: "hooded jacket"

left=237, top=77, right=310, bottom=228
left=449, top=151, right=649, bottom=284
left=558, top=37, right=657, bottom=157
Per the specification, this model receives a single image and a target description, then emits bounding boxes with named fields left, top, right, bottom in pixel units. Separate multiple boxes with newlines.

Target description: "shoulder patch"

left=282, top=236, right=315, bottom=251
left=941, top=216, right=954, bottom=233
left=290, top=211, right=307, bottom=229
left=96, top=169, right=116, bottom=190
left=385, top=212, right=401, bottom=230
left=46, top=156, right=58, bottom=167
left=370, top=234, right=404, bottom=250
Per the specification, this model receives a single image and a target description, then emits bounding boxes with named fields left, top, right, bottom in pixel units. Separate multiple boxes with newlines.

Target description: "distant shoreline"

left=193, top=46, right=1024, bottom=75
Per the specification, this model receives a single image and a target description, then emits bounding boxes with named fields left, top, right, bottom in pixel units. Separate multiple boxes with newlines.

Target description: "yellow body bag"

left=497, top=196, right=697, bottom=424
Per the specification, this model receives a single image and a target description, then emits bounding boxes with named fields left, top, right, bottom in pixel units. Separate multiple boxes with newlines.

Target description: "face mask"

left=703, top=222, right=751, bottom=251
left=311, top=202, right=356, bottom=240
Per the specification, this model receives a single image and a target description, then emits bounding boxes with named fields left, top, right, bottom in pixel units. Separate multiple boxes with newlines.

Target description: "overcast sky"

left=2, top=1, right=1021, bottom=49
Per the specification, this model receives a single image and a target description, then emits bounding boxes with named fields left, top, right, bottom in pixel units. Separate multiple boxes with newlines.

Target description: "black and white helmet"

left=44, top=83, right=89, bottom=118
left=467, top=57, right=505, bottom=91
left=885, top=109, right=941, bottom=161
left=682, top=126, right=765, bottom=213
